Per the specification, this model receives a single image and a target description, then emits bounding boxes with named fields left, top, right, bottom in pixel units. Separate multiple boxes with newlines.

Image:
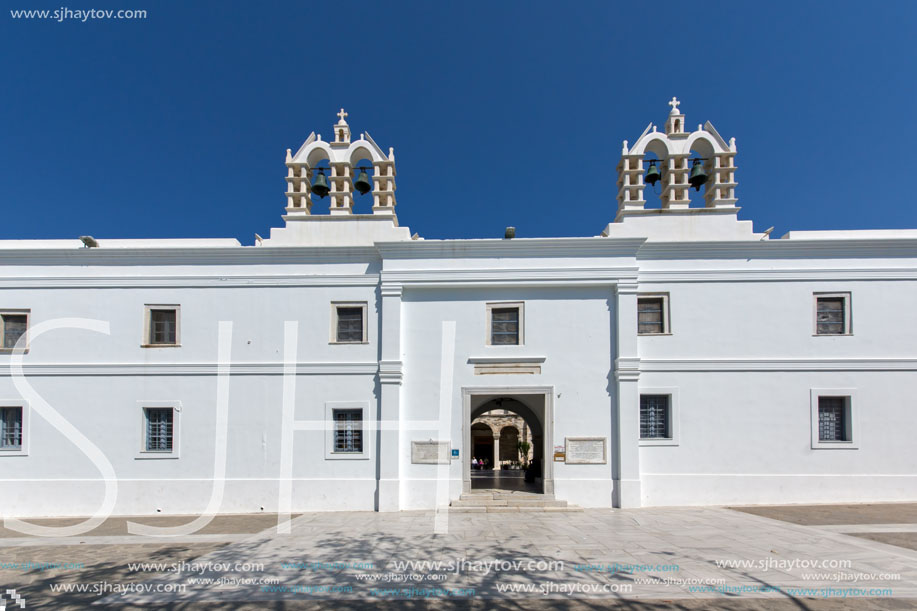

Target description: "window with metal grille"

left=336, top=307, right=364, bottom=342
left=0, top=407, right=22, bottom=450
left=638, top=297, right=665, bottom=334
left=491, top=308, right=519, bottom=345
left=149, top=309, right=177, bottom=345
left=640, top=395, right=670, bottom=439
left=333, top=409, right=363, bottom=453
left=145, top=408, right=173, bottom=451
left=816, top=295, right=848, bottom=335
left=1, top=314, right=28, bottom=349
left=818, top=396, right=848, bottom=442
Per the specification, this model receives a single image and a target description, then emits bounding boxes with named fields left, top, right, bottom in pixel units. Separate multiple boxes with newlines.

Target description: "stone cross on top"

left=668, top=97, right=681, bottom=113
left=337, top=108, right=349, bottom=124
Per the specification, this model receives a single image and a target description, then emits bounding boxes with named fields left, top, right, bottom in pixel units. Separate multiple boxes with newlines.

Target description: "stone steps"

left=448, top=491, right=583, bottom=513
left=445, top=506, right=583, bottom=513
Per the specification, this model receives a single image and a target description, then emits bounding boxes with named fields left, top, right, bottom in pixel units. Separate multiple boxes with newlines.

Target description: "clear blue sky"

left=3, top=1, right=916, bottom=243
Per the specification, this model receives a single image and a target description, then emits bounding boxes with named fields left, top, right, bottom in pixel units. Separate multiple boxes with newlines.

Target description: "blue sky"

left=2, top=1, right=916, bottom=243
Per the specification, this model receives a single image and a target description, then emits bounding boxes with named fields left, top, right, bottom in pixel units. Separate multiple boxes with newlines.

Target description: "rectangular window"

left=333, top=408, right=363, bottom=453
left=0, top=311, right=29, bottom=351
left=144, top=305, right=180, bottom=346
left=150, top=309, right=177, bottom=344
left=638, top=295, right=669, bottom=335
left=0, top=407, right=23, bottom=450
left=331, top=302, right=368, bottom=344
left=815, top=293, right=850, bottom=335
left=336, top=307, right=364, bottom=342
left=810, top=389, right=857, bottom=449
left=491, top=308, right=519, bottom=345
left=818, top=396, right=849, bottom=442
left=486, top=302, right=524, bottom=346
left=640, top=395, right=670, bottom=439
left=144, top=407, right=174, bottom=452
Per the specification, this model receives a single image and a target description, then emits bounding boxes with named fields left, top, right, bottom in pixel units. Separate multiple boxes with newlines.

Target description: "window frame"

left=0, top=309, right=31, bottom=353
left=813, top=292, right=852, bottom=336
left=136, top=401, right=181, bottom=459
left=637, top=293, right=671, bottom=336
left=638, top=388, right=679, bottom=447
left=142, top=305, right=181, bottom=348
left=0, top=403, right=29, bottom=457
left=485, top=301, right=525, bottom=347
left=330, top=302, right=369, bottom=344
left=324, top=401, right=370, bottom=460
left=810, top=389, right=858, bottom=449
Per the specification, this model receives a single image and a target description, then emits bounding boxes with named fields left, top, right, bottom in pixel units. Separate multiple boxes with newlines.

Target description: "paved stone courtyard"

left=1, top=504, right=916, bottom=609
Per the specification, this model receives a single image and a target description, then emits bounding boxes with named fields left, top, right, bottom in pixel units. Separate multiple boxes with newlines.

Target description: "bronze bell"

left=311, top=171, right=330, bottom=198
left=645, top=160, right=661, bottom=187
left=353, top=170, right=372, bottom=195
left=688, top=159, right=708, bottom=191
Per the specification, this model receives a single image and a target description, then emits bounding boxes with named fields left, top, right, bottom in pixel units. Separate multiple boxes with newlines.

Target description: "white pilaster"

left=614, top=281, right=642, bottom=508
left=378, top=282, right=403, bottom=511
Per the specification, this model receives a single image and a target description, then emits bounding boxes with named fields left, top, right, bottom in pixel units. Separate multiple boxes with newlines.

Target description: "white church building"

left=1, top=101, right=916, bottom=518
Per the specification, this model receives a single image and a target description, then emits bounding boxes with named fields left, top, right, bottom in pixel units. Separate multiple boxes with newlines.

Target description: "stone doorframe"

left=462, top=385, right=554, bottom=495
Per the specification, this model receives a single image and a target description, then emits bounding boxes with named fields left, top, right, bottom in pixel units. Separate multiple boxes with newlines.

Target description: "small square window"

left=144, top=305, right=180, bottom=347
left=0, top=407, right=23, bottom=451
left=486, top=302, right=524, bottom=346
left=640, top=395, right=671, bottom=439
left=810, top=389, right=857, bottom=449
left=331, top=302, right=368, bottom=343
left=814, top=293, right=851, bottom=335
left=333, top=408, right=363, bottom=453
left=638, top=294, right=670, bottom=335
left=144, top=407, right=174, bottom=452
left=0, top=311, right=30, bottom=351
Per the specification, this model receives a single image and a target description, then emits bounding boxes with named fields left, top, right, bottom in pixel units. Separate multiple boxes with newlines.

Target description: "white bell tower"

left=606, top=98, right=762, bottom=241
left=264, top=109, right=412, bottom=246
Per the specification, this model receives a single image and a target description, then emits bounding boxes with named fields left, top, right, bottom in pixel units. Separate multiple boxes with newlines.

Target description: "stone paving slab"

left=730, top=503, right=917, bottom=526
left=3, top=506, right=916, bottom=609
left=849, top=533, right=917, bottom=552
left=0, top=513, right=294, bottom=538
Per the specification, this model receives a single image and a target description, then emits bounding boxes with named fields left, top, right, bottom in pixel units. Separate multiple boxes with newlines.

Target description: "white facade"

left=1, top=104, right=916, bottom=518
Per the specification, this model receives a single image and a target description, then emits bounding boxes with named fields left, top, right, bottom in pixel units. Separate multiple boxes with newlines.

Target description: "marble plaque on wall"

left=411, top=441, right=451, bottom=465
left=565, top=437, right=607, bottom=464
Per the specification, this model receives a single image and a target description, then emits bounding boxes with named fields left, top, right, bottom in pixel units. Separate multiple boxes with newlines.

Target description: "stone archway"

left=462, top=387, right=554, bottom=495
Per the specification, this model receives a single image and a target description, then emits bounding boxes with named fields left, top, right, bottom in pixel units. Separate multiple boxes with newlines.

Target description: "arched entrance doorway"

left=470, top=422, right=495, bottom=468
left=462, top=387, right=554, bottom=495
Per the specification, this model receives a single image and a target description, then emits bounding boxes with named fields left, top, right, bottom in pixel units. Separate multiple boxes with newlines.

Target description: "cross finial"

left=337, top=108, right=348, bottom=123
left=668, top=97, right=680, bottom=112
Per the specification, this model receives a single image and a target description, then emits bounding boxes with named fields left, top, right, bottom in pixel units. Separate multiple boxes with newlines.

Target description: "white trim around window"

left=324, top=401, right=371, bottom=460
left=0, top=309, right=31, bottom=353
left=0, top=402, right=29, bottom=457
left=142, top=305, right=181, bottom=347
left=637, top=293, right=671, bottom=335
left=810, top=389, right=858, bottom=449
left=135, top=400, right=181, bottom=459
left=330, top=302, right=369, bottom=344
left=485, top=301, right=525, bottom=346
left=813, top=292, right=852, bottom=336
left=638, top=387, right=679, bottom=446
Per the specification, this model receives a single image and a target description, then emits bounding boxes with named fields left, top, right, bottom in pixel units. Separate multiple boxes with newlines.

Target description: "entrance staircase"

left=448, top=490, right=583, bottom=513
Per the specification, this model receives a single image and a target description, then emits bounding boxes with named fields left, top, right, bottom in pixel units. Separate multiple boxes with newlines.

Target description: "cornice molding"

left=0, top=275, right=381, bottom=289
left=375, top=237, right=647, bottom=259
left=382, top=267, right=639, bottom=287
left=0, top=246, right=381, bottom=266
left=638, top=267, right=917, bottom=283
left=640, top=358, right=917, bottom=372
left=0, top=361, right=380, bottom=376
left=636, top=239, right=917, bottom=261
